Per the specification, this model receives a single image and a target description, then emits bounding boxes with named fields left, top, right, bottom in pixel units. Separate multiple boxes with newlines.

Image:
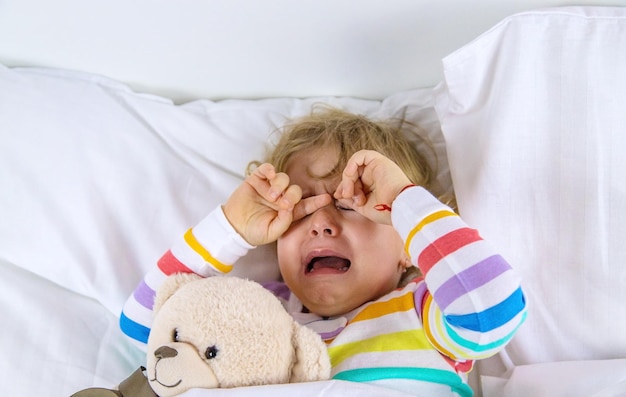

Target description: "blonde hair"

left=260, top=106, right=455, bottom=209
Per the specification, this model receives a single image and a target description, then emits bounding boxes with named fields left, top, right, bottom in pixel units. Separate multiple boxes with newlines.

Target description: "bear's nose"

left=154, top=346, right=178, bottom=359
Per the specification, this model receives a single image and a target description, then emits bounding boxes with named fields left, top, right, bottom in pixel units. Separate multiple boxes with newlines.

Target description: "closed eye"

left=334, top=199, right=354, bottom=211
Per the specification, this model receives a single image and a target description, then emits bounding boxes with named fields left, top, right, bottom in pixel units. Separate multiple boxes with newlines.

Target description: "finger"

left=278, top=184, right=302, bottom=210
left=292, top=193, right=332, bottom=221
left=267, top=172, right=291, bottom=202
left=248, top=168, right=289, bottom=203
left=343, top=150, right=377, bottom=178
left=335, top=171, right=367, bottom=207
left=251, top=163, right=276, bottom=181
left=337, top=162, right=359, bottom=198
left=334, top=167, right=359, bottom=200
left=267, top=207, right=296, bottom=239
left=336, top=150, right=378, bottom=198
left=352, top=178, right=366, bottom=206
left=333, top=180, right=348, bottom=200
left=247, top=163, right=277, bottom=198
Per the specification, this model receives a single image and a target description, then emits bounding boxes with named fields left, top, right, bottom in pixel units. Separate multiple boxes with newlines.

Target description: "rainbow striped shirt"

left=120, top=186, right=526, bottom=396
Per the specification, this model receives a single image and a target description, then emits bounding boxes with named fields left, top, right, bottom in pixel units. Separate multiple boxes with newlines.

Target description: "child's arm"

left=392, top=186, right=527, bottom=361
left=119, top=206, right=254, bottom=347
left=335, top=149, right=526, bottom=360
left=120, top=163, right=331, bottom=347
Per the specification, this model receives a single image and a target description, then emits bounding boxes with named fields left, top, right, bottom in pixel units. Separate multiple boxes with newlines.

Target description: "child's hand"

left=224, top=163, right=332, bottom=246
left=333, top=150, right=413, bottom=225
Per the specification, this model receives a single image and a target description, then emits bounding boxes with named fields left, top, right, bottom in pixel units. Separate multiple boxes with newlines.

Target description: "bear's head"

left=145, top=274, right=330, bottom=396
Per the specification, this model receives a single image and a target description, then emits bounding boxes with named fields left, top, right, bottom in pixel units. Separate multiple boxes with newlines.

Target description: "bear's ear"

left=289, top=322, right=331, bottom=383
left=153, top=273, right=202, bottom=314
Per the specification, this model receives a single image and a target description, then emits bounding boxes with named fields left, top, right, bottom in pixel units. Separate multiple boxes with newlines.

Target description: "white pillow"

left=0, top=63, right=448, bottom=318
left=434, top=4, right=626, bottom=377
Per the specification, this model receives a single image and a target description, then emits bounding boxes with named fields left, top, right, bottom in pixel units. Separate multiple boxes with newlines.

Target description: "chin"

left=305, top=298, right=358, bottom=318
left=291, top=279, right=362, bottom=317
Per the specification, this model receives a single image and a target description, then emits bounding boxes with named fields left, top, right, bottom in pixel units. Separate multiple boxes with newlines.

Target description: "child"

left=120, top=108, right=526, bottom=396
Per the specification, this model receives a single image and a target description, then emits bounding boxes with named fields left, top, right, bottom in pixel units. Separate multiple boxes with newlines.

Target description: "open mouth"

left=306, top=256, right=351, bottom=274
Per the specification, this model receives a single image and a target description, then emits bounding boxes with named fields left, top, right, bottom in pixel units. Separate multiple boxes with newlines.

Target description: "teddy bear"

left=72, top=274, right=331, bottom=397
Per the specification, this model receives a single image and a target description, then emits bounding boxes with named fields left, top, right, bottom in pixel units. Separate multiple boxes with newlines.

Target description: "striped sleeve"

left=120, top=206, right=254, bottom=348
left=391, top=186, right=527, bottom=360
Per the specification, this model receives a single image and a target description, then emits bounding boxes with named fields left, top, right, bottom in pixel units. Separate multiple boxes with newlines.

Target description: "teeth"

left=308, top=266, right=349, bottom=273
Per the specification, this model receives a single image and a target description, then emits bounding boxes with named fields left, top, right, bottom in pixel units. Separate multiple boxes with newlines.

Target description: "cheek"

left=366, top=226, right=405, bottom=264
left=361, top=223, right=402, bottom=246
left=276, top=227, right=301, bottom=269
left=278, top=217, right=309, bottom=244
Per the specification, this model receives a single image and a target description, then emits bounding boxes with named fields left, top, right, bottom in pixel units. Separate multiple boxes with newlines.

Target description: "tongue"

left=309, top=256, right=350, bottom=273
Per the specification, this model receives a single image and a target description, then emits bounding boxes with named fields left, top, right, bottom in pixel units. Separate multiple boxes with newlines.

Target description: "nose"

left=154, top=346, right=178, bottom=359
left=309, top=205, right=340, bottom=237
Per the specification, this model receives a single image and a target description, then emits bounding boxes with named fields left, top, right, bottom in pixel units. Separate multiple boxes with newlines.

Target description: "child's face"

left=277, top=147, right=406, bottom=317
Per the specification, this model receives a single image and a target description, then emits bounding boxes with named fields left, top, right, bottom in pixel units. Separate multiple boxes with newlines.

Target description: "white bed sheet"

left=481, top=359, right=626, bottom=397
left=0, top=259, right=143, bottom=394
left=180, top=380, right=426, bottom=397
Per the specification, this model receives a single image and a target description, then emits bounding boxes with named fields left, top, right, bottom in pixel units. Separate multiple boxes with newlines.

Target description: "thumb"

left=267, top=207, right=295, bottom=239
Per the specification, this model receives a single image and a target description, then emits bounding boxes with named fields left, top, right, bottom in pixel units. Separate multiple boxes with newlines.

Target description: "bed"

left=1, top=2, right=626, bottom=396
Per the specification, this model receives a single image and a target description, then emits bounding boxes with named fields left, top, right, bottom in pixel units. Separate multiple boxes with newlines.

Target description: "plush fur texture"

left=146, top=274, right=331, bottom=396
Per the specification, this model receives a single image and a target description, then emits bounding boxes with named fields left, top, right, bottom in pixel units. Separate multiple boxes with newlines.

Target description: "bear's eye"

left=172, top=328, right=180, bottom=342
left=205, top=345, right=219, bottom=360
